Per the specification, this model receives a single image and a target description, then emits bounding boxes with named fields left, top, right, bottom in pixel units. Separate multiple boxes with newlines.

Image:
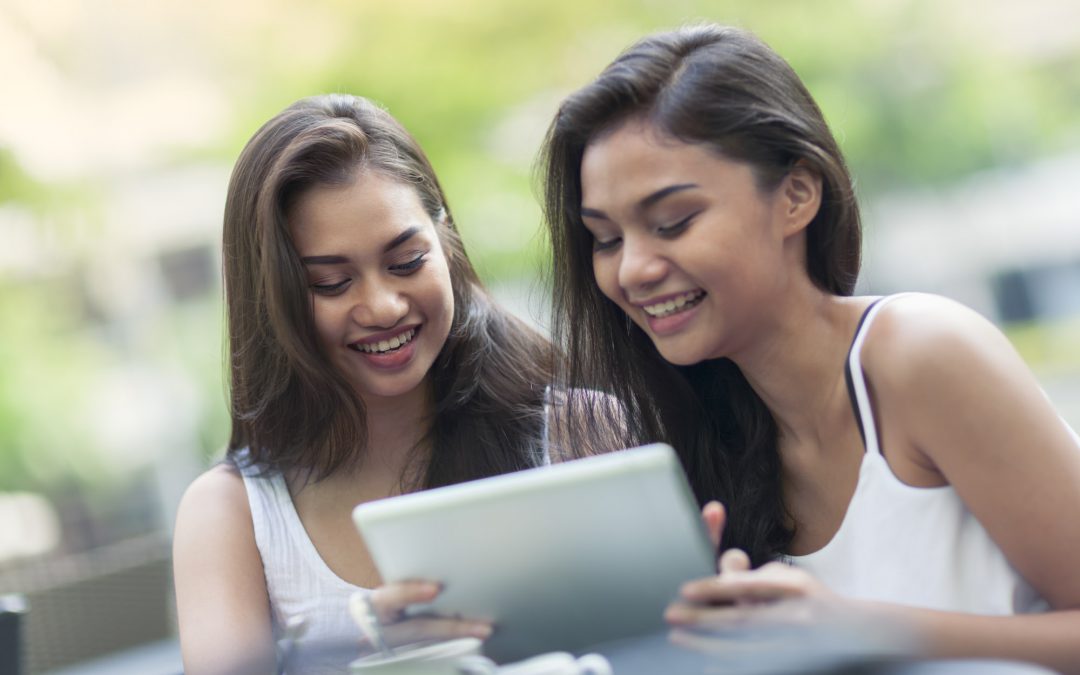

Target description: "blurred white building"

left=860, top=151, right=1080, bottom=427
left=861, top=152, right=1080, bottom=323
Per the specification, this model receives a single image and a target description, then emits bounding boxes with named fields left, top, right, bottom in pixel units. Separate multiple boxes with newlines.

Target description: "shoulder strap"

left=843, top=296, right=901, bottom=456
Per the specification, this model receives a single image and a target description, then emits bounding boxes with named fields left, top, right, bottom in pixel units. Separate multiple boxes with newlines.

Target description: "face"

left=579, top=120, right=814, bottom=365
left=288, top=171, right=454, bottom=404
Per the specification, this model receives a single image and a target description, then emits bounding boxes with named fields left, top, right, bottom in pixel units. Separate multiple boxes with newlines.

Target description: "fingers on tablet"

left=370, top=580, right=441, bottom=622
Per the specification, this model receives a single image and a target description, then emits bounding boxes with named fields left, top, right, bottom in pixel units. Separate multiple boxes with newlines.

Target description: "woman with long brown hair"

left=174, top=94, right=556, bottom=674
left=541, top=24, right=1080, bottom=671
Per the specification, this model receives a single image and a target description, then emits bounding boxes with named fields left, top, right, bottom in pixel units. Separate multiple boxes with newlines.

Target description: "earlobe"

left=781, top=163, right=823, bottom=236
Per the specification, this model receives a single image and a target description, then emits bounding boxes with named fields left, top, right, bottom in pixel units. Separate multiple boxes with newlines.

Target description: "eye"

left=592, top=236, right=622, bottom=253
left=657, top=211, right=700, bottom=238
left=390, top=253, right=427, bottom=275
left=311, top=279, right=350, bottom=296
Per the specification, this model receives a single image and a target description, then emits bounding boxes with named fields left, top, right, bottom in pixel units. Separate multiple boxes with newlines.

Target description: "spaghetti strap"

left=844, top=295, right=906, bottom=456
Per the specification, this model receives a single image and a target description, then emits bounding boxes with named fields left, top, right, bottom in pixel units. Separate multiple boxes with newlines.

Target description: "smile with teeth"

left=351, top=328, right=416, bottom=354
left=642, top=290, right=705, bottom=318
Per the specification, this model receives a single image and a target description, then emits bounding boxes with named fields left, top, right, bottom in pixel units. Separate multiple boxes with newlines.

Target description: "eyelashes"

left=657, top=212, right=698, bottom=237
left=389, top=254, right=427, bottom=274
left=590, top=212, right=700, bottom=253
left=593, top=236, right=620, bottom=252
left=308, top=254, right=429, bottom=296
left=311, top=279, right=349, bottom=295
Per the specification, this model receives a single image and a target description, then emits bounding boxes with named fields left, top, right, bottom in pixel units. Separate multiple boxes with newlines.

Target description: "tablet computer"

left=351, top=443, right=715, bottom=663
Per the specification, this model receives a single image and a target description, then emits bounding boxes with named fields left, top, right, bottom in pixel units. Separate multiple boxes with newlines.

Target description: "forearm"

left=179, top=634, right=276, bottom=675
left=866, top=602, right=1080, bottom=674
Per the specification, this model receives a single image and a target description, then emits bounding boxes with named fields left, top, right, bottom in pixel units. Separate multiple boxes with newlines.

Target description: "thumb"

left=701, top=500, right=725, bottom=553
left=719, top=548, right=751, bottom=575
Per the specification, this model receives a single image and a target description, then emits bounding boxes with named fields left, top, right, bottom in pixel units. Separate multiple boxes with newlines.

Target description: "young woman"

left=173, top=94, right=558, bottom=675
left=541, top=24, right=1080, bottom=672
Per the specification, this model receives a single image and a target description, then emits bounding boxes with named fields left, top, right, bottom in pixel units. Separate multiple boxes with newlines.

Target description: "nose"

left=617, top=235, right=668, bottom=293
left=346, top=278, right=409, bottom=329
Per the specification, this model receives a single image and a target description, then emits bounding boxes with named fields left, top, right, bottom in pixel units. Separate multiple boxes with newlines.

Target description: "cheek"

left=428, top=260, right=455, bottom=322
left=591, top=255, right=622, bottom=303
left=309, top=298, right=341, bottom=351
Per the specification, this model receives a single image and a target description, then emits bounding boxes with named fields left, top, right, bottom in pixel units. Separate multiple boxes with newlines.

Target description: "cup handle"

left=576, top=654, right=613, bottom=675
left=456, top=654, right=498, bottom=674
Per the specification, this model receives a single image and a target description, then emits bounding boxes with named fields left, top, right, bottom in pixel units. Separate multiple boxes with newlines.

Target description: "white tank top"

left=787, top=295, right=1049, bottom=614
left=238, top=453, right=367, bottom=674
left=235, top=406, right=556, bottom=673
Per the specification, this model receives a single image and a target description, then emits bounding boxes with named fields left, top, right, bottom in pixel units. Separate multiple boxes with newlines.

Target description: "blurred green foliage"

left=193, top=0, right=1080, bottom=269
left=1, top=0, right=1079, bottom=500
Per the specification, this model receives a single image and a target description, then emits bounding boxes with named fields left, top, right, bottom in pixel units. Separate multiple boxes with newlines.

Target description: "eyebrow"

left=581, top=183, right=700, bottom=220
left=382, top=225, right=421, bottom=253
left=300, top=254, right=347, bottom=265
left=300, top=225, right=422, bottom=265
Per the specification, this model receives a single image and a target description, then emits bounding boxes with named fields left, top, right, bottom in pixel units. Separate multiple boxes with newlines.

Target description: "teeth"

left=643, top=291, right=703, bottom=318
left=355, top=328, right=415, bottom=354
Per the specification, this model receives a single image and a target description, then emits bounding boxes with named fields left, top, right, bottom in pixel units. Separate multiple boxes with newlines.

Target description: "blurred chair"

left=1, top=593, right=28, bottom=675
left=0, top=534, right=174, bottom=674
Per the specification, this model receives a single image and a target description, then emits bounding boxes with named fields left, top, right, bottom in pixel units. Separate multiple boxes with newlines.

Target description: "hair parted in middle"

left=540, top=24, right=862, bottom=565
left=224, top=93, right=553, bottom=488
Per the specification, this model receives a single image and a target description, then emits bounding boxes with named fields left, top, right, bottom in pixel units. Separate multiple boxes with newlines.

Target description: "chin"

left=365, top=375, right=428, bottom=401
left=656, top=345, right=709, bottom=367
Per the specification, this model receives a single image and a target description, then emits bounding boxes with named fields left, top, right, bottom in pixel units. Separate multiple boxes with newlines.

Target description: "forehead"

left=580, top=120, right=731, bottom=208
left=288, top=171, right=434, bottom=252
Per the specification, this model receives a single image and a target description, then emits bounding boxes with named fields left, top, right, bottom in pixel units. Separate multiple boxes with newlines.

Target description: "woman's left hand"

left=664, top=552, right=838, bottom=631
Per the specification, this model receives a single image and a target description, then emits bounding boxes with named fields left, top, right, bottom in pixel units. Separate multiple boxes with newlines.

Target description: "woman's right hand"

left=359, top=581, right=493, bottom=650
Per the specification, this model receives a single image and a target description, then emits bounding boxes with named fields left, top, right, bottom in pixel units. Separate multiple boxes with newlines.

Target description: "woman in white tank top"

left=541, top=24, right=1080, bottom=672
left=173, top=95, right=565, bottom=675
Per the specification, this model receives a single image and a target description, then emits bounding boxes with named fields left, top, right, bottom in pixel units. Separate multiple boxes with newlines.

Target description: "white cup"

left=496, top=652, right=612, bottom=675
left=348, top=638, right=488, bottom=675
left=348, top=639, right=612, bottom=675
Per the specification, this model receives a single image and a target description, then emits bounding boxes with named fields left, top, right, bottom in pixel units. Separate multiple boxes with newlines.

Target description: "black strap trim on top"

left=843, top=299, right=885, bottom=450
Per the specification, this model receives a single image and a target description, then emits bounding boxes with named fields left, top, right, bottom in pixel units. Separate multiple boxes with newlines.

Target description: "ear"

left=434, top=206, right=450, bottom=228
left=779, top=161, right=822, bottom=237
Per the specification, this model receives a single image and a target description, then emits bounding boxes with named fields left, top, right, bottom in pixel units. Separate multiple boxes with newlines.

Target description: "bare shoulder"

left=175, top=463, right=251, bottom=533
left=173, top=462, right=258, bottom=569
left=860, top=292, right=1018, bottom=396
left=857, top=292, right=1077, bottom=472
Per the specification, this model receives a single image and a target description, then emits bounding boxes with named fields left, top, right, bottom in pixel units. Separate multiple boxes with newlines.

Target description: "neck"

left=727, top=284, right=868, bottom=452
left=356, top=379, right=434, bottom=486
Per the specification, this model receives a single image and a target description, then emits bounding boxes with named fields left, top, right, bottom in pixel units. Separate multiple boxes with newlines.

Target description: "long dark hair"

left=224, top=93, right=552, bottom=488
left=540, top=25, right=861, bottom=564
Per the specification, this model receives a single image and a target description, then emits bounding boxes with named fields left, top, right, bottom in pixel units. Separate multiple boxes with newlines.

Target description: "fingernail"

left=469, top=623, right=493, bottom=639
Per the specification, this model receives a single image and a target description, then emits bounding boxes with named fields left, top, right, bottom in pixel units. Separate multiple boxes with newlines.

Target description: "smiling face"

left=579, top=119, right=818, bottom=365
left=288, top=170, right=454, bottom=404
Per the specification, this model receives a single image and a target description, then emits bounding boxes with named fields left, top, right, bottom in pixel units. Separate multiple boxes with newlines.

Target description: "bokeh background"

left=1, top=0, right=1079, bottom=672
